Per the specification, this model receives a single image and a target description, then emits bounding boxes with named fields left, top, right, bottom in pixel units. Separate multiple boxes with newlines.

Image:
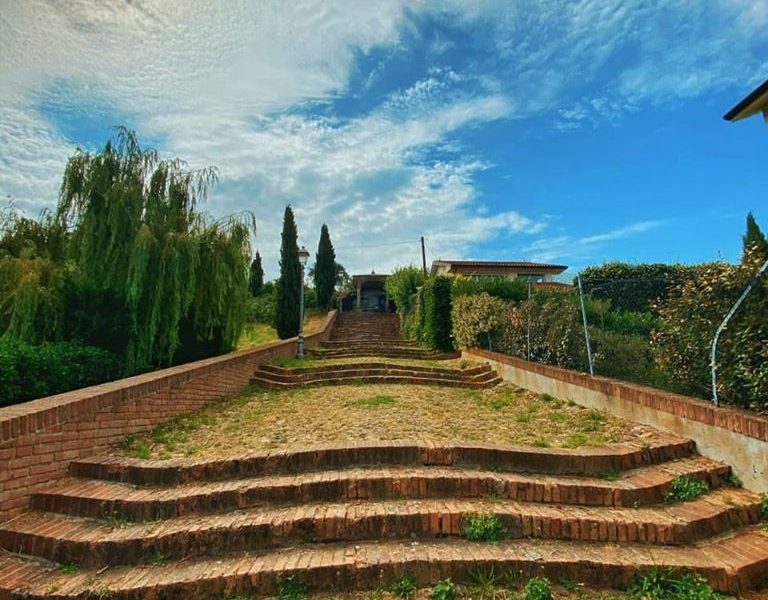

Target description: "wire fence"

left=491, top=260, right=768, bottom=411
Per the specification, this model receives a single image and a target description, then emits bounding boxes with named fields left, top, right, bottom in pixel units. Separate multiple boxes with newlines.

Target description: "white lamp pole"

left=297, top=246, right=310, bottom=358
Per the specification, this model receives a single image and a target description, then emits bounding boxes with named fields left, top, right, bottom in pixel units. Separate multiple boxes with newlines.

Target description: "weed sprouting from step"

left=277, top=575, right=309, bottom=600
left=101, top=508, right=130, bottom=530
left=580, top=410, right=607, bottom=432
left=59, top=563, right=78, bottom=574
left=523, top=577, right=553, bottom=600
left=148, top=550, right=172, bottom=566
left=390, top=573, right=417, bottom=599
left=724, top=472, right=743, bottom=488
left=429, top=578, right=457, bottom=600
left=465, top=566, right=510, bottom=599
left=532, top=437, right=550, bottom=448
left=603, top=468, right=621, bottom=481
left=488, top=463, right=504, bottom=473
left=665, top=476, right=709, bottom=502
left=351, top=394, right=398, bottom=408
left=565, top=433, right=589, bottom=448
left=628, top=568, right=721, bottom=600
left=461, top=512, right=506, bottom=543
left=761, top=492, right=768, bottom=520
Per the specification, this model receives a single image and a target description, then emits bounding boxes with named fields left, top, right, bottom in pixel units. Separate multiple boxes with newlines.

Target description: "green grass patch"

left=277, top=575, right=308, bottom=600
left=628, top=568, right=721, bottom=600
left=461, top=512, right=506, bottom=543
left=565, top=433, right=589, bottom=448
left=665, top=476, right=709, bottom=503
left=390, top=573, right=417, bottom=599
left=351, top=394, right=398, bottom=408
left=523, top=577, right=553, bottom=600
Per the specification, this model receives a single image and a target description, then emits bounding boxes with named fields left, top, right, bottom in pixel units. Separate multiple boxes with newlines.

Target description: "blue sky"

left=1, top=1, right=767, bottom=279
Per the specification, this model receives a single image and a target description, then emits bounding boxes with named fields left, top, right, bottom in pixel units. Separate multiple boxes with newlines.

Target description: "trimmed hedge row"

left=0, top=339, right=122, bottom=407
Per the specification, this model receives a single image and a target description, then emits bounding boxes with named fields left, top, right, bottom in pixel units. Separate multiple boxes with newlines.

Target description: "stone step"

left=322, top=339, right=420, bottom=347
left=7, top=529, right=768, bottom=598
left=28, top=457, right=731, bottom=521
left=67, top=440, right=698, bottom=485
left=306, top=348, right=460, bottom=360
left=258, top=362, right=492, bottom=377
left=249, top=373, right=501, bottom=390
left=3, top=490, right=763, bottom=568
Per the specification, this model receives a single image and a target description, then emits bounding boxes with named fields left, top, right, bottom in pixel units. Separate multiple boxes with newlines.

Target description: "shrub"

left=386, top=266, right=426, bottom=315
left=523, top=577, right=553, bottom=600
left=461, top=512, right=505, bottom=542
left=450, top=276, right=527, bottom=302
left=590, top=328, right=669, bottom=388
left=249, top=284, right=277, bottom=324
left=390, top=573, right=417, bottom=599
left=451, top=293, right=509, bottom=350
left=419, top=276, right=454, bottom=352
left=652, top=248, right=768, bottom=409
left=499, top=291, right=589, bottom=371
left=0, top=339, right=122, bottom=406
left=628, top=568, right=720, bottom=600
left=429, top=579, right=457, bottom=600
left=277, top=575, right=308, bottom=600
left=665, top=476, right=709, bottom=502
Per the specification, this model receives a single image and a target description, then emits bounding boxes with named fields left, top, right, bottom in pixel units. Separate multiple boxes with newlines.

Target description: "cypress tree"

left=743, top=212, right=768, bottom=262
left=313, top=224, right=336, bottom=310
left=275, top=206, right=301, bottom=339
left=249, top=251, right=264, bottom=296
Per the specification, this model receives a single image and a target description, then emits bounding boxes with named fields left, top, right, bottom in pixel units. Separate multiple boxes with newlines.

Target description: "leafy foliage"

left=248, top=251, right=264, bottom=296
left=743, top=211, right=768, bottom=262
left=390, top=573, right=418, bottom=599
left=313, top=224, right=336, bottom=311
left=450, top=275, right=527, bottom=301
left=451, top=293, right=509, bottom=350
left=523, top=577, right=553, bottom=600
left=461, top=512, right=505, bottom=542
left=249, top=281, right=277, bottom=324
left=0, top=338, right=121, bottom=406
left=385, top=266, right=426, bottom=328
left=418, top=275, right=454, bottom=352
left=665, top=476, right=709, bottom=502
left=628, top=569, right=721, bottom=600
left=429, top=579, right=457, bottom=600
left=276, top=575, right=308, bottom=600
left=275, top=206, right=301, bottom=339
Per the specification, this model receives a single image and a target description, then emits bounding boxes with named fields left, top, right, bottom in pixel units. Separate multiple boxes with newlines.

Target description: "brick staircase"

left=307, top=311, right=460, bottom=360
left=1, top=440, right=767, bottom=598
left=250, top=362, right=502, bottom=389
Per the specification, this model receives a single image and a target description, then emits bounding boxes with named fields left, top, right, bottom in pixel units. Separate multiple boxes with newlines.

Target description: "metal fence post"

left=577, top=276, right=594, bottom=376
left=526, top=281, right=532, bottom=361
left=709, top=257, right=768, bottom=405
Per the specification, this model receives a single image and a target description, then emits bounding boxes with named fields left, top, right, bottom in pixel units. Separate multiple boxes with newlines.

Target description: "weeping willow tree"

left=55, top=127, right=255, bottom=371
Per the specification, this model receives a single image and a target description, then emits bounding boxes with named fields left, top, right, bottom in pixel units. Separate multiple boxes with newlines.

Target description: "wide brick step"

left=306, top=348, right=461, bottom=360
left=250, top=374, right=501, bottom=390
left=8, top=529, right=768, bottom=598
left=4, top=490, right=763, bottom=568
left=322, top=339, right=420, bottom=348
left=29, top=457, right=731, bottom=521
left=67, top=440, right=698, bottom=485
left=258, top=362, right=491, bottom=377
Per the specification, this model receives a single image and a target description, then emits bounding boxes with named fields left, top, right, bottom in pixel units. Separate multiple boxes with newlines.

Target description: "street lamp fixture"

left=297, top=246, right=310, bottom=358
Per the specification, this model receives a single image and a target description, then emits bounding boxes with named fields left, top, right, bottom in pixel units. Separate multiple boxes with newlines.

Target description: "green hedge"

left=450, top=276, right=527, bottom=302
left=418, top=276, right=454, bottom=352
left=0, top=339, right=122, bottom=407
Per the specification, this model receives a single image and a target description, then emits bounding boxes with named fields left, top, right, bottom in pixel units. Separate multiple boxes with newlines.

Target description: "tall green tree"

left=275, top=206, right=301, bottom=339
left=55, top=127, right=254, bottom=370
left=742, top=212, right=768, bottom=262
left=313, top=224, right=336, bottom=310
left=249, top=251, right=264, bottom=296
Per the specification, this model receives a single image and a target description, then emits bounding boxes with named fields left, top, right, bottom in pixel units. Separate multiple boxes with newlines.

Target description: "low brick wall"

left=465, top=349, right=768, bottom=493
left=0, top=311, right=337, bottom=521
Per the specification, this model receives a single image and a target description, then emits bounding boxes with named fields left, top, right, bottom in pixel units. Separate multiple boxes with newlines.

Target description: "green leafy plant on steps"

left=429, top=578, right=457, bottom=600
left=665, top=476, right=709, bottom=502
left=277, top=575, right=308, bottom=600
left=390, top=573, right=417, bottom=599
left=523, top=577, right=553, bottom=600
left=761, top=492, right=768, bottom=520
left=628, top=568, right=721, bottom=600
left=461, top=512, right=506, bottom=543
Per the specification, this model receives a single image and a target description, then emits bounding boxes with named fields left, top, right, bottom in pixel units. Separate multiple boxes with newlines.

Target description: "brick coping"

left=466, top=349, right=768, bottom=443
left=0, top=311, right=337, bottom=446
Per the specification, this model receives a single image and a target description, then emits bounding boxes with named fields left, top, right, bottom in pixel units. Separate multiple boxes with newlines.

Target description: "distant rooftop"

left=431, top=259, right=568, bottom=270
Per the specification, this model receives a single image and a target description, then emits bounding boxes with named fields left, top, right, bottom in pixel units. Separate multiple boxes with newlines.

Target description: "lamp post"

left=297, top=245, right=310, bottom=358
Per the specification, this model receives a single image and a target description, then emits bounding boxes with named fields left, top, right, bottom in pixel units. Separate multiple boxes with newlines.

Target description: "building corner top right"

left=723, top=78, right=768, bottom=122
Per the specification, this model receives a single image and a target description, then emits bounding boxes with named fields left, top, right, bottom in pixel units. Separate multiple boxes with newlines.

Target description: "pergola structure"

left=723, top=78, right=768, bottom=127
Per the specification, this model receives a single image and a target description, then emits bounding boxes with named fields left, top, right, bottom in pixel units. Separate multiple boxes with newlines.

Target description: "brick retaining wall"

left=465, top=349, right=768, bottom=493
left=0, top=311, right=337, bottom=521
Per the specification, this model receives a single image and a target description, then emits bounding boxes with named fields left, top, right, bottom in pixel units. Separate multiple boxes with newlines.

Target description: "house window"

left=517, top=274, right=545, bottom=283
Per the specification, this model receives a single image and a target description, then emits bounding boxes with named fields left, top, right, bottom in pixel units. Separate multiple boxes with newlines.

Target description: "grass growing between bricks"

left=114, top=383, right=673, bottom=460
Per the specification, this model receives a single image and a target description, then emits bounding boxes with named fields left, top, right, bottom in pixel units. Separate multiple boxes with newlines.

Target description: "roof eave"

left=724, top=78, right=768, bottom=122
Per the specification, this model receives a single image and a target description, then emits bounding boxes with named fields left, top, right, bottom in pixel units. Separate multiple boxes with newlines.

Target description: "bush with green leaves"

left=461, top=512, right=505, bottom=542
left=418, top=275, right=454, bottom=352
left=429, top=578, right=457, bottom=600
left=589, top=328, right=669, bottom=388
left=628, top=568, right=720, bottom=600
left=665, top=476, right=709, bottom=502
left=450, top=275, right=527, bottom=302
left=390, top=573, right=418, bottom=599
left=523, top=577, right=553, bottom=600
left=451, top=293, right=509, bottom=350
left=653, top=247, right=768, bottom=408
left=0, top=339, right=122, bottom=406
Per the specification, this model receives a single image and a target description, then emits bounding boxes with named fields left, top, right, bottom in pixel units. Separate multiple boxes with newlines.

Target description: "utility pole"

left=420, top=236, right=427, bottom=276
